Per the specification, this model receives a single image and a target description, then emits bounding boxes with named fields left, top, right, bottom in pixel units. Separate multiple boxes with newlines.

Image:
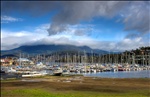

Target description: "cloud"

left=1, top=26, right=47, bottom=50
left=47, top=1, right=149, bottom=36
left=1, top=23, right=92, bottom=50
left=1, top=1, right=59, bottom=16
left=1, top=1, right=149, bottom=36
left=49, top=1, right=150, bottom=36
left=123, top=1, right=150, bottom=34
left=1, top=15, right=23, bottom=23
left=34, top=24, right=50, bottom=34
left=74, top=29, right=86, bottom=36
left=48, top=1, right=129, bottom=35
left=1, top=1, right=150, bottom=51
left=66, top=24, right=93, bottom=36
left=1, top=23, right=149, bottom=51
left=116, top=37, right=147, bottom=51
left=1, top=31, right=36, bottom=50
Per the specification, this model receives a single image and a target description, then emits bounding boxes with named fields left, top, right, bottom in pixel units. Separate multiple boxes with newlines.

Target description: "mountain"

left=1, top=44, right=109, bottom=57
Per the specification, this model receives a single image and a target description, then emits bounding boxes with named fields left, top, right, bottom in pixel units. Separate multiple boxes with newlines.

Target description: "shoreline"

left=1, top=74, right=150, bottom=81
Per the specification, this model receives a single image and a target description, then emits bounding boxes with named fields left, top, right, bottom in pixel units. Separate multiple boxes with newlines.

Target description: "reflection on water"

left=84, top=70, right=150, bottom=78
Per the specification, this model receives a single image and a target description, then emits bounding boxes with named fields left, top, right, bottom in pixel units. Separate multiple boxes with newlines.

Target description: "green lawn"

left=1, top=88, right=149, bottom=97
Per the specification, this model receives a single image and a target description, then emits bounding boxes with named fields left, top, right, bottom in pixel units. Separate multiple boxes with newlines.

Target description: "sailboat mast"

left=19, top=52, right=21, bottom=66
left=91, top=50, right=93, bottom=64
left=84, top=50, right=86, bottom=73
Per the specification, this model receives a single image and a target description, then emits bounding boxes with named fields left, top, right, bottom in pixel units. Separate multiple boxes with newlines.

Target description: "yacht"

left=62, top=69, right=70, bottom=75
left=22, top=71, right=43, bottom=77
left=53, top=67, right=63, bottom=76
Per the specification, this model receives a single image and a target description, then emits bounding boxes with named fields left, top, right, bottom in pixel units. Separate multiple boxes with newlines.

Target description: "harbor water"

left=83, top=70, right=150, bottom=78
left=41, top=70, right=150, bottom=78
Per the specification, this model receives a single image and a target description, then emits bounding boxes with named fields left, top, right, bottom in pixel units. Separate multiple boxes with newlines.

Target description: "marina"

left=1, top=63, right=150, bottom=79
left=1, top=1, right=150, bottom=97
left=1, top=47, right=150, bottom=79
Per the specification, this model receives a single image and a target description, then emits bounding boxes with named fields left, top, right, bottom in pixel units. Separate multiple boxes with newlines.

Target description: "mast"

left=84, top=50, right=87, bottom=73
left=98, top=54, right=100, bottom=64
left=109, top=51, right=110, bottom=64
left=143, top=52, right=144, bottom=66
left=19, top=52, right=21, bottom=66
left=145, top=53, right=147, bottom=66
left=91, top=50, right=93, bottom=64
left=132, top=52, right=135, bottom=65
left=78, top=51, right=80, bottom=64
left=128, top=53, right=130, bottom=65
left=67, top=53, right=69, bottom=64
left=125, top=51, right=127, bottom=64
left=121, top=54, right=122, bottom=65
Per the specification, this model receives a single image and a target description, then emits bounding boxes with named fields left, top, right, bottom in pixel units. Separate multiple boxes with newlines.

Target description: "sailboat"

left=53, top=67, right=63, bottom=76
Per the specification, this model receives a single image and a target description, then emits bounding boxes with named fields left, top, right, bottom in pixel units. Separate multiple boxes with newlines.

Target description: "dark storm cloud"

left=123, top=1, right=150, bottom=34
left=1, top=1, right=60, bottom=15
left=2, top=1, right=150, bottom=36
left=48, top=1, right=130, bottom=35
left=47, top=1, right=150, bottom=36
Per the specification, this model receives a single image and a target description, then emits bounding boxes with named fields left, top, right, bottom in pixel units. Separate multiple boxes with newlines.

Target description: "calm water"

left=83, top=70, right=150, bottom=78
left=42, top=70, right=150, bottom=78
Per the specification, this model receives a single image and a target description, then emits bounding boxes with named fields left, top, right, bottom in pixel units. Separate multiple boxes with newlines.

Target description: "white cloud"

left=1, top=15, right=23, bottom=23
left=1, top=29, right=45, bottom=50
left=116, top=37, right=145, bottom=51
left=34, top=24, right=49, bottom=34
left=1, top=23, right=149, bottom=51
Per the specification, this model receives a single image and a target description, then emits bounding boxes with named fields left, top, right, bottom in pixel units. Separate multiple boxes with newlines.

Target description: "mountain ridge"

left=1, top=44, right=109, bottom=56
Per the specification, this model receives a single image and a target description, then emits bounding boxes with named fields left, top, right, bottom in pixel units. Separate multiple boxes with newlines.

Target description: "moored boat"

left=22, top=71, right=43, bottom=77
left=53, top=67, right=63, bottom=76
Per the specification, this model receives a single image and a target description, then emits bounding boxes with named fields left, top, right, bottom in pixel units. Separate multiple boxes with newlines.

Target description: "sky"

left=1, top=1, right=150, bottom=51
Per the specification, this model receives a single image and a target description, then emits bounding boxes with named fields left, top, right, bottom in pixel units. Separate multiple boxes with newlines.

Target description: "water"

left=42, top=69, right=150, bottom=78
left=83, top=70, right=150, bottom=78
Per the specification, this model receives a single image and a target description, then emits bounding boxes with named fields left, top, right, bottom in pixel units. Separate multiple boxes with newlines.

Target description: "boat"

left=22, top=71, right=43, bottom=77
left=7, top=67, right=17, bottom=73
left=62, top=69, right=70, bottom=75
left=53, top=67, right=63, bottom=76
left=111, top=67, right=118, bottom=72
left=80, top=68, right=85, bottom=73
left=90, top=69, right=96, bottom=73
left=0, top=70, right=5, bottom=73
left=1, top=67, right=16, bottom=73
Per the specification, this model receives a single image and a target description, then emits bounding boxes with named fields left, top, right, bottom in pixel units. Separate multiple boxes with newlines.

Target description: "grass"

left=1, top=89, right=149, bottom=97
left=1, top=76, right=150, bottom=97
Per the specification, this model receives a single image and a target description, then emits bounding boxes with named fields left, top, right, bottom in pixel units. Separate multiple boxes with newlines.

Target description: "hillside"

left=1, top=44, right=109, bottom=57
